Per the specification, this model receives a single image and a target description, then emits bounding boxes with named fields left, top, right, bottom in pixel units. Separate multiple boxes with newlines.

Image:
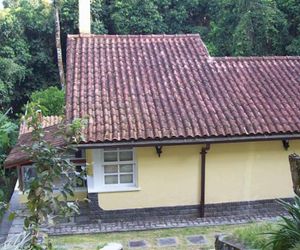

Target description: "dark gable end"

left=4, top=116, right=64, bottom=168
left=65, top=35, right=300, bottom=143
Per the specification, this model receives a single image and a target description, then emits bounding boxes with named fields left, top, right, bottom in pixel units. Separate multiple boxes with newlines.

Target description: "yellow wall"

left=206, top=140, right=299, bottom=204
left=97, top=140, right=299, bottom=210
left=98, top=145, right=201, bottom=210
left=19, top=191, right=87, bottom=203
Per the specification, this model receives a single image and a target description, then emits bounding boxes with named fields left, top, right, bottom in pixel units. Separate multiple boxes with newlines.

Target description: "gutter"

left=6, top=133, right=300, bottom=168
left=200, top=144, right=210, bottom=218
left=77, top=134, right=300, bottom=148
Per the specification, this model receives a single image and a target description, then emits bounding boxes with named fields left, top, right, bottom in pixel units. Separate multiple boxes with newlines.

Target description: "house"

left=4, top=0, right=300, bottom=218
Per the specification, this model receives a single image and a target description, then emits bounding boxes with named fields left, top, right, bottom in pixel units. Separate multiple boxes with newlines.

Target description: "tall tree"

left=110, top=0, right=165, bottom=34
left=276, top=0, right=300, bottom=55
left=0, top=0, right=59, bottom=113
left=209, top=0, right=288, bottom=56
left=53, top=0, right=66, bottom=89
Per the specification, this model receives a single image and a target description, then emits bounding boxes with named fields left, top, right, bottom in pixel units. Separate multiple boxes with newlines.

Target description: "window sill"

left=19, top=188, right=87, bottom=195
left=93, top=186, right=141, bottom=194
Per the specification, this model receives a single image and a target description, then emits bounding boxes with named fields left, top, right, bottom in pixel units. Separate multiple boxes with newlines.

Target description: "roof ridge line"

left=209, top=56, right=300, bottom=61
left=67, top=33, right=200, bottom=38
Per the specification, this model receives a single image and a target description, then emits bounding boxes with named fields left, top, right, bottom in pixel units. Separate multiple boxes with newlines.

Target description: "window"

left=102, top=148, right=136, bottom=187
left=53, top=164, right=87, bottom=190
left=22, top=164, right=87, bottom=191
left=23, top=165, right=37, bottom=190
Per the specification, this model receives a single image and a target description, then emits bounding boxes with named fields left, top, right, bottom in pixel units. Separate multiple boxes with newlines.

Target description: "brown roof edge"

left=77, top=133, right=300, bottom=148
left=5, top=158, right=87, bottom=169
left=6, top=133, right=299, bottom=168
left=5, top=160, right=31, bottom=169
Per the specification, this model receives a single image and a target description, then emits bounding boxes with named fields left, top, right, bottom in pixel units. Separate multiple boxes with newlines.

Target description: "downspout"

left=200, top=144, right=210, bottom=218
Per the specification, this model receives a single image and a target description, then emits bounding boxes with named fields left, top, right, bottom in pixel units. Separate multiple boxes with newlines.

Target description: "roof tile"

left=63, top=34, right=300, bottom=142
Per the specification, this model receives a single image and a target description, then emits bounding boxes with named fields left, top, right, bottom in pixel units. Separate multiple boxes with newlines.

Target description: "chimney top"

left=79, top=0, right=91, bottom=34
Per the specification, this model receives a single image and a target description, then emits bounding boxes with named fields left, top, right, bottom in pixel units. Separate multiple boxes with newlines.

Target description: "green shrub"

left=265, top=196, right=300, bottom=250
left=30, top=86, right=65, bottom=116
left=232, top=223, right=275, bottom=249
left=0, top=110, right=18, bottom=219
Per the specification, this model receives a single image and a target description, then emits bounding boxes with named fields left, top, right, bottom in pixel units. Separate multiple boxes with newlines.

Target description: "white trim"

left=98, top=186, right=141, bottom=193
left=88, top=147, right=138, bottom=193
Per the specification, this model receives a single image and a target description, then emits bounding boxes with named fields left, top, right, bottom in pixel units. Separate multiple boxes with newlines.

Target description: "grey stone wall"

left=82, top=195, right=291, bottom=223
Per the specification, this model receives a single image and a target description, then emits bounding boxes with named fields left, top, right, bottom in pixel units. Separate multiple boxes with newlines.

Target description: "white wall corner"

left=79, top=0, right=91, bottom=34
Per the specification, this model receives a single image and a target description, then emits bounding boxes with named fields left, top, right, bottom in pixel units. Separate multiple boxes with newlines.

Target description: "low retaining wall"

left=84, top=195, right=291, bottom=223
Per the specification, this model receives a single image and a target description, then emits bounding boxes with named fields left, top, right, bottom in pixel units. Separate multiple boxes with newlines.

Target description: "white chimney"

left=79, top=0, right=91, bottom=34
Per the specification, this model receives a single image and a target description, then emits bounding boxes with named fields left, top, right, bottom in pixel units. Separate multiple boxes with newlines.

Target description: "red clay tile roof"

left=66, top=34, right=300, bottom=143
left=4, top=116, right=64, bottom=168
left=18, top=115, right=62, bottom=136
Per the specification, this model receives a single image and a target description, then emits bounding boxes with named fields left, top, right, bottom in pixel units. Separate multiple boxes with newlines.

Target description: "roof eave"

left=6, top=133, right=300, bottom=168
left=77, top=133, right=300, bottom=148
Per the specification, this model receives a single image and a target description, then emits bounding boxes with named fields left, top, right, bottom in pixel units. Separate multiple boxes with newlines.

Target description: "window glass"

left=119, top=151, right=133, bottom=161
left=23, top=165, right=87, bottom=190
left=104, top=152, right=118, bottom=162
left=53, top=175, right=68, bottom=189
left=74, top=165, right=86, bottom=188
left=105, top=175, right=118, bottom=184
left=104, top=165, right=118, bottom=173
left=24, top=166, right=36, bottom=189
left=120, top=164, right=133, bottom=173
left=102, top=148, right=135, bottom=187
left=120, top=174, right=133, bottom=184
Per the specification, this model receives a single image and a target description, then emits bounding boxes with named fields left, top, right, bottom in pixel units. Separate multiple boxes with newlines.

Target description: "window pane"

left=104, top=152, right=118, bottom=162
left=74, top=170, right=86, bottom=188
left=104, top=165, right=118, bottom=173
left=120, top=174, right=133, bottom=184
left=53, top=175, right=68, bottom=189
left=105, top=175, right=118, bottom=184
left=24, top=167, right=36, bottom=186
left=76, top=177, right=86, bottom=187
left=119, top=151, right=133, bottom=161
left=104, top=147, right=117, bottom=151
left=120, top=164, right=133, bottom=173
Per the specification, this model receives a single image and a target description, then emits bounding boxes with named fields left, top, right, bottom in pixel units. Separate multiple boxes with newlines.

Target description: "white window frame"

left=88, top=148, right=138, bottom=193
left=101, top=148, right=136, bottom=188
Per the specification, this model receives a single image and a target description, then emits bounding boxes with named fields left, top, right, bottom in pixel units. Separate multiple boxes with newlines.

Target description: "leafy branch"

left=21, top=102, right=85, bottom=249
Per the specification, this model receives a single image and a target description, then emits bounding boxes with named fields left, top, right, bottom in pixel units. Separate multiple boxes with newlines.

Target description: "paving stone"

left=128, top=240, right=148, bottom=248
left=186, top=235, right=207, bottom=245
left=157, top=237, right=178, bottom=247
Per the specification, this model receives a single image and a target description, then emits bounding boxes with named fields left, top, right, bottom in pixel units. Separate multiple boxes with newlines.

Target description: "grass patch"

left=52, top=223, right=260, bottom=250
left=232, top=222, right=278, bottom=249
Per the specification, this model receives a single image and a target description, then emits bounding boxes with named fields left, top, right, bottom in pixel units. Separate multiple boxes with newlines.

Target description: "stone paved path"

left=0, top=190, right=21, bottom=244
left=1, top=191, right=287, bottom=240
left=46, top=213, right=283, bottom=236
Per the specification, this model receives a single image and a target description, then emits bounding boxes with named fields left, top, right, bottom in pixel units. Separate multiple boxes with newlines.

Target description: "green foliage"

left=0, top=0, right=59, bottom=113
left=290, top=242, right=300, bottom=250
left=0, top=110, right=18, bottom=157
left=232, top=223, right=275, bottom=249
left=209, top=0, right=288, bottom=56
left=0, top=0, right=299, bottom=115
left=0, top=58, right=25, bottom=111
left=30, top=87, right=65, bottom=116
left=265, top=196, right=300, bottom=250
left=0, top=232, right=31, bottom=250
left=0, top=110, right=18, bottom=218
left=110, top=0, right=164, bottom=34
left=21, top=102, right=85, bottom=249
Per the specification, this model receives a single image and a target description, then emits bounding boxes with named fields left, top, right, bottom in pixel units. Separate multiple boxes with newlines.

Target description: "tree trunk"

left=54, top=1, right=65, bottom=89
left=289, top=153, right=300, bottom=196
